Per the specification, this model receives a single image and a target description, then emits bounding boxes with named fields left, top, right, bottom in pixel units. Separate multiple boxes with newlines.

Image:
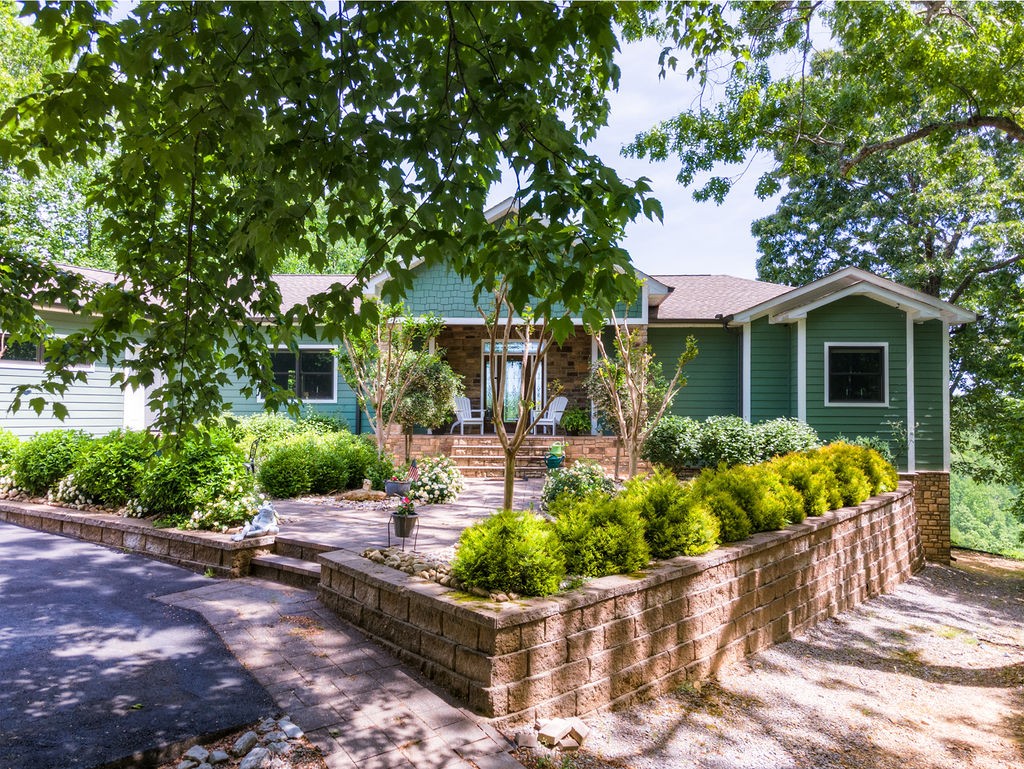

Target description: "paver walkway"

left=272, top=477, right=544, bottom=557
left=160, top=578, right=524, bottom=769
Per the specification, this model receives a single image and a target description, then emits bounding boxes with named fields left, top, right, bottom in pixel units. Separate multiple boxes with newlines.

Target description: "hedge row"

left=452, top=444, right=898, bottom=597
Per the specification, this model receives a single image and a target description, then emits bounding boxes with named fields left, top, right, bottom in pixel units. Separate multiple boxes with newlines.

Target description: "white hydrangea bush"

left=47, top=473, right=93, bottom=509
left=411, top=455, right=464, bottom=504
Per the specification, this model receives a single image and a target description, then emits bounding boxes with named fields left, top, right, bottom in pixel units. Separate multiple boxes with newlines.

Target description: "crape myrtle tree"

left=588, top=315, right=697, bottom=478
left=0, top=1, right=661, bottom=435
left=628, top=0, right=1024, bottom=516
left=480, top=278, right=562, bottom=511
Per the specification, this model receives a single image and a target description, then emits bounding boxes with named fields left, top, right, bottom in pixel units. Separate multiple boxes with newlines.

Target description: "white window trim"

left=0, top=333, right=94, bottom=372
left=824, top=342, right=889, bottom=408
left=266, top=345, right=338, bottom=404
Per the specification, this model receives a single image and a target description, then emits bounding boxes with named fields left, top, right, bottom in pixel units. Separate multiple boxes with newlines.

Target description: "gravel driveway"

left=516, top=550, right=1024, bottom=769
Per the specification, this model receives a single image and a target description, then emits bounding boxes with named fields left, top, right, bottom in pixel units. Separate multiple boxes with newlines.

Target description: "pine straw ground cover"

left=513, top=549, right=1024, bottom=769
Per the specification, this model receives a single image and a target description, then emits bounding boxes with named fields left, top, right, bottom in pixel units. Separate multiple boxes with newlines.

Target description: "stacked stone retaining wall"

left=319, top=483, right=922, bottom=725
left=899, top=471, right=951, bottom=564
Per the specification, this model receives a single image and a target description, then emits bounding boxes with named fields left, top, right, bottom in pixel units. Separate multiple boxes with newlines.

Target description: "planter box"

left=385, top=480, right=412, bottom=497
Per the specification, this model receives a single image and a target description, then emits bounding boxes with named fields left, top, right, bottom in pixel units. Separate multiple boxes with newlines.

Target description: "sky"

left=490, top=36, right=781, bottom=280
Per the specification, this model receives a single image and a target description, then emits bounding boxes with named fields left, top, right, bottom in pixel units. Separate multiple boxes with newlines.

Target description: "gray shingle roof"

left=649, top=275, right=793, bottom=322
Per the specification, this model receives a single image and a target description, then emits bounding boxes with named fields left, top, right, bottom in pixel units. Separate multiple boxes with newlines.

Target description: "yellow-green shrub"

left=619, top=468, right=719, bottom=558
left=451, top=509, right=565, bottom=597
left=550, top=492, right=650, bottom=577
left=770, top=451, right=840, bottom=518
left=692, top=463, right=803, bottom=535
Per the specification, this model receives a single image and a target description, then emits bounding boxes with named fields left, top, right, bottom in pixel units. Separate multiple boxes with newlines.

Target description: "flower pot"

left=385, top=480, right=411, bottom=497
left=549, top=443, right=564, bottom=457
left=392, top=513, right=418, bottom=538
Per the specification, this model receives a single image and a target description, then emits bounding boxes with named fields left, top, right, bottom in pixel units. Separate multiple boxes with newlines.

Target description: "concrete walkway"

left=160, top=578, right=524, bottom=769
left=272, top=477, right=545, bottom=557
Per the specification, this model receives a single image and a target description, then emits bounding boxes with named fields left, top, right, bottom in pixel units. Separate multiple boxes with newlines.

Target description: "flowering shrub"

left=410, top=455, right=464, bottom=504
left=48, top=473, right=93, bottom=509
left=541, top=459, right=615, bottom=510
left=184, top=485, right=267, bottom=532
left=395, top=496, right=416, bottom=516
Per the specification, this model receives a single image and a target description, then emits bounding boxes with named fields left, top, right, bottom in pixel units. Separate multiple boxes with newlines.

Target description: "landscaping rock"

left=209, top=749, right=230, bottom=764
left=515, top=731, right=539, bottom=749
left=568, top=718, right=590, bottom=745
left=263, top=730, right=286, bottom=743
left=279, top=721, right=303, bottom=739
left=196, top=764, right=213, bottom=769
left=538, top=718, right=573, bottom=747
left=239, top=746, right=271, bottom=769
left=256, top=717, right=277, bottom=734
left=267, top=740, right=292, bottom=755
left=176, top=761, right=196, bottom=769
left=338, top=489, right=387, bottom=502
left=183, top=745, right=210, bottom=763
left=231, top=731, right=259, bottom=756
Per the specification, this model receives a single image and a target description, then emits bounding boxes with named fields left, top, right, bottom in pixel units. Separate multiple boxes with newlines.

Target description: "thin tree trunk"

left=503, top=452, right=516, bottom=510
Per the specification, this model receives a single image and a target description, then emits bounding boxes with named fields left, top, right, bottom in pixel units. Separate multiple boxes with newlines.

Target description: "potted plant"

left=384, top=472, right=412, bottom=497
left=559, top=407, right=591, bottom=436
left=392, top=496, right=418, bottom=538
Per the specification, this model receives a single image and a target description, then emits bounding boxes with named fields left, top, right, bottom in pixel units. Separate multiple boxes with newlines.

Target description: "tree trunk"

left=503, top=452, right=517, bottom=511
left=404, top=430, right=412, bottom=464
left=626, top=442, right=639, bottom=478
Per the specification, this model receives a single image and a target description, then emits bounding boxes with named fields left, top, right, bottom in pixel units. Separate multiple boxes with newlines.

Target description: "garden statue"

left=232, top=502, right=280, bottom=541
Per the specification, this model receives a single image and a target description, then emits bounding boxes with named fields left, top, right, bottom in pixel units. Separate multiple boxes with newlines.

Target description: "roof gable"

left=731, top=267, right=975, bottom=325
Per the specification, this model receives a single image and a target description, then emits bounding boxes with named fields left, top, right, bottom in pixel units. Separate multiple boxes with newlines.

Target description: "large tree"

left=0, top=1, right=655, bottom=433
left=630, top=0, right=1024, bottom=514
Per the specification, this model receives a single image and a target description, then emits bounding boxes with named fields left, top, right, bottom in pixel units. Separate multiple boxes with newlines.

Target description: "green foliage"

left=816, top=443, right=898, bottom=498
left=297, top=410, right=349, bottom=435
left=813, top=444, right=874, bottom=507
left=135, top=430, right=254, bottom=524
left=258, top=437, right=314, bottom=498
left=559, top=408, right=591, bottom=435
left=541, top=459, right=615, bottom=510
left=642, top=415, right=820, bottom=473
left=410, top=455, right=464, bottom=504
left=691, top=463, right=803, bottom=536
left=12, top=429, right=90, bottom=495
left=550, top=492, right=650, bottom=577
left=257, top=431, right=393, bottom=498
left=950, top=472, right=1024, bottom=558
left=841, top=435, right=896, bottom=467
left=0, top=427, right=19, bottom=472
left=72, top=429, right=152, bottom=507
left=0, top=2, right=662, bottom=436
left=618, top=468, right=718, bottom=558
left=451, top=510, right=565, bottom=597
left=769, top=452, right=839, bottom=519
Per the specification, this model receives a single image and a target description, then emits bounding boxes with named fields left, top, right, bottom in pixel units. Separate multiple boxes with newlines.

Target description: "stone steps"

left=273, top=537, right=334, bottom=563
left=450, top=438, right=560, bottom=478
left=249, top=553, right=321, bottom=590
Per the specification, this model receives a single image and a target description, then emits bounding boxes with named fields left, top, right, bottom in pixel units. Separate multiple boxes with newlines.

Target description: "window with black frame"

left=827, top=345, right=886, bottom=404
left=0, top=333, right=43, bottom=364
left=271, top=349, right=336, bottom=401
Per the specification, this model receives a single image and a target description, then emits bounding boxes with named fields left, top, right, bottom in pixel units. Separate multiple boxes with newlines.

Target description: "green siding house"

left=2, top=260, right=972, bottom=477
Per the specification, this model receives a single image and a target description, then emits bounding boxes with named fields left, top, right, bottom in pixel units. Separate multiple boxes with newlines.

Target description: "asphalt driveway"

left=0, top=522, right=275, bottom=769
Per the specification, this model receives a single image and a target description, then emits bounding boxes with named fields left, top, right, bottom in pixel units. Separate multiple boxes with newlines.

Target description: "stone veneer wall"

left=0, top=500, right=273, bottom=577
left=899, top=471, right=951, bottom=564
left=318, top=483, right=922, bottom=725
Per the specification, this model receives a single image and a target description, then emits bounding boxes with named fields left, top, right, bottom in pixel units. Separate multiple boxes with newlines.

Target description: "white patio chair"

left=450, top=396, right=485, bottom=434
left=531, top=395, right=568, bottom=435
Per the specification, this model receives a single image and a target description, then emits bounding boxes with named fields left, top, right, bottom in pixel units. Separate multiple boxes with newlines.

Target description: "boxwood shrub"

left=642, top=415, right=820, bottom=473
left=13, top=429, right=91, bottom=495
left=70, top=429, right=153, bottom=507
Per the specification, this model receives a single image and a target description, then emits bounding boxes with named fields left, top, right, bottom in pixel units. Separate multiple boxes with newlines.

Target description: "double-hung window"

left=270, top=348, right=336, bottom=402
left=826, top=343, right=888, bottom=406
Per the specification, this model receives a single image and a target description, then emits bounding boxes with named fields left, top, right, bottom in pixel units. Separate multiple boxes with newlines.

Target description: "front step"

left=273, top=536, right=335, bottom=562
left=450, top=437, right=558, bottom=478
left=249, top=553, right=321, bottom=589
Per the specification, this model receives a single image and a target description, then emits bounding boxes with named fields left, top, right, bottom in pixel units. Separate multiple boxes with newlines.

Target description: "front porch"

left=434, top=324, right=596, bottom=432
left=384, top=433, right=633, bottom=478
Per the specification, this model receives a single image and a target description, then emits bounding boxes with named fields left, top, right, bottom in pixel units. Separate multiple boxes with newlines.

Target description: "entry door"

left=482, top=342, right=545, bottom=419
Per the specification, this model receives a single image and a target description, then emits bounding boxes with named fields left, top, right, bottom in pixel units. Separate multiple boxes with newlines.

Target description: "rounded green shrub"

left=619, top=468, right=718, bottom=558
left=699, top=488, right=752, bottom=543
left=550, top=492, right=650, bottom=577
left=541, top=459, right=615, bottom=510
left=298, top=410, right=349, bottom=434
left=770, top=452, right=839, bottom=518
left=258, top=436, right=315, bottom=498
left=451, top=509, right=565, bottom=597
left=641, top=415, right=700, bottom=473
left=754, top=418, right=821, bottom=460
left=13, top=429, right=91, bottom=495
left=815, top=444, right=874, bottom=506
left=0, top=427, right=20, bottom=472
left=73, top=429, right=153, bottom=507
left=308, top=433, right=355, bottom=494
left=691, top=463, right=803, bottom=538
left=136, top=429, right=253, bottom=521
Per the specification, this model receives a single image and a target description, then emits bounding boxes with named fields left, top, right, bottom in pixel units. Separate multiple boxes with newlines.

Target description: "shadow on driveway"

left=0, top=522, right=275, bottom=769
